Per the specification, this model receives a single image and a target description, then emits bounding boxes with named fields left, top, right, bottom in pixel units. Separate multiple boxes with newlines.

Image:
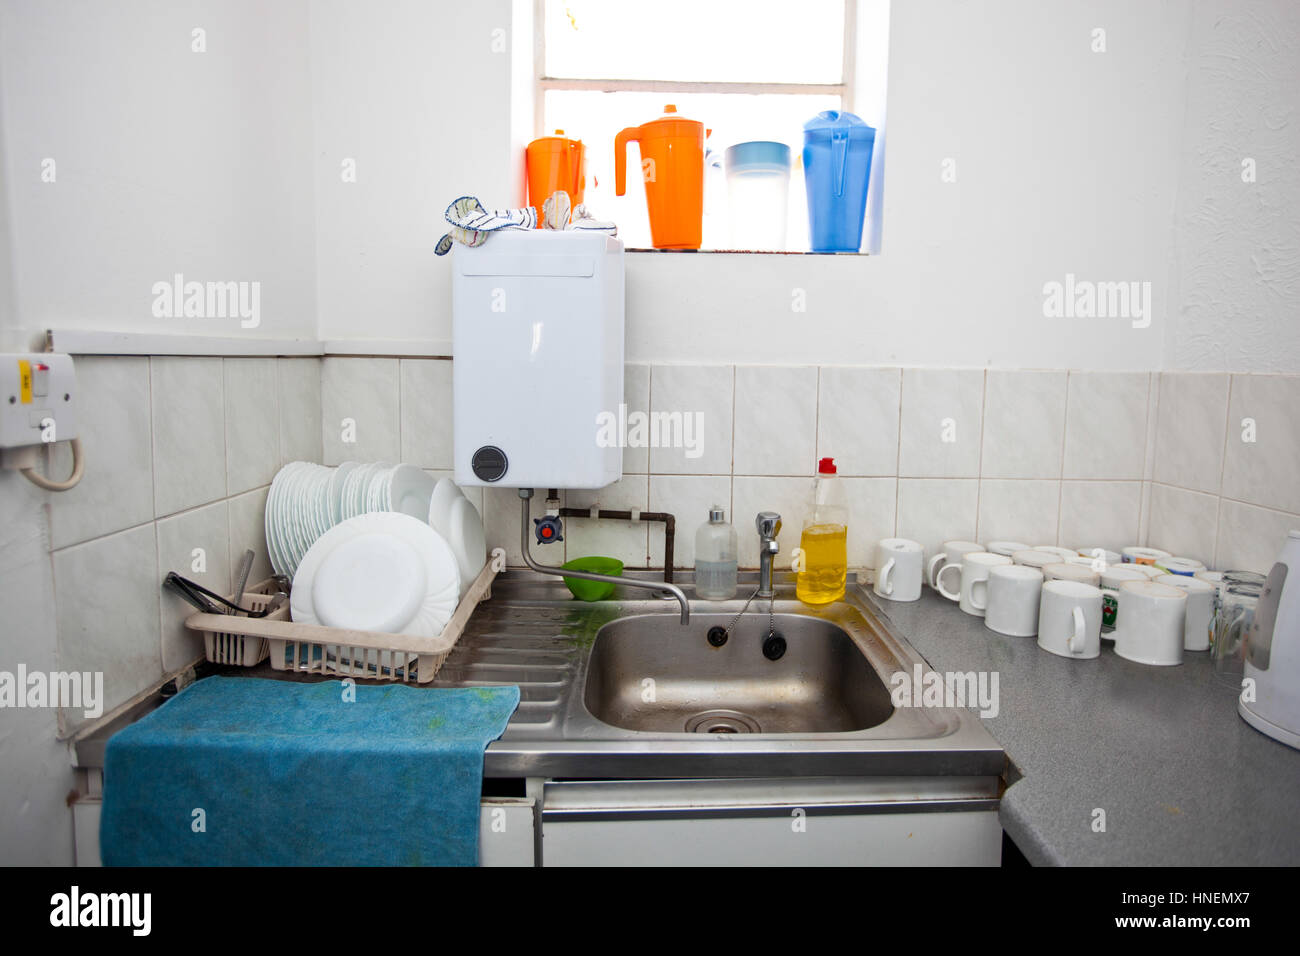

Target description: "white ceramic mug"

left=1155, top=556, right=1205, bottom=577
left=951, top=552, right=1012, bottom=617
left=985, top=565, right=1044, bottom=637
left=1037, top=580, right=1104, bottom=659
left=927, top=539, right=982, bottom=593
left=874, top=538, right=924, bottom=602
left=1122, top=546, right=1171, bottom=566
left=1033, top=546, right=1079, bottom=563
left=1099, top=566, right=1150, bottom=633
left=1112, top=580, right=1186, bottom=666
left=1013, top=549, right=1060, bottom=570
left=1077, top=547, right=1121, bottom=568
left=985, top=540, right=1030, bottom=558
left=1155, top=573, right=1215, bottom=652
left=1042, top=562, right=1101, bottom=587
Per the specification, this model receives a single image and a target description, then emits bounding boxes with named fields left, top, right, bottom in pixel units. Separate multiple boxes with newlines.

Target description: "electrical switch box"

left=1, top=353, right=78, bottom=451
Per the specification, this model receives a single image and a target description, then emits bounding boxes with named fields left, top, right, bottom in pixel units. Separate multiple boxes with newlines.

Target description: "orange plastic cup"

left=615, top=105, right=706, bottom=250
left=526, top=130, right=586, bottom=226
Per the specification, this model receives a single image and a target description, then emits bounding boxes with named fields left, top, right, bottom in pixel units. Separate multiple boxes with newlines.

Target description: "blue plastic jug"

left=802, top=110, right=875, bottom=252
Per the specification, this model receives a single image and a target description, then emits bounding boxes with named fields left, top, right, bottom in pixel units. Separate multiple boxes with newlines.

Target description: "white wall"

left=309, top=0, right=1208, bottom=371
left=311, top=0, right=523, bottom=350
left=1167, top=0, right=1300, bottom=372
left=0, top=0, right=318, bottom=348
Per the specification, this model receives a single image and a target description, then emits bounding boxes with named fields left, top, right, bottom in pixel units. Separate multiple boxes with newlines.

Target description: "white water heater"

left=452, top=230, right=624, bottom=489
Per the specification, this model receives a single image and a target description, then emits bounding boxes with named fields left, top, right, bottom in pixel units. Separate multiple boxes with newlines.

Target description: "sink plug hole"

left=762, top=633, right=787, bottom=661
left=685, top=710, right=761, bottom=734
left=706, top=626, right=729, bottom=648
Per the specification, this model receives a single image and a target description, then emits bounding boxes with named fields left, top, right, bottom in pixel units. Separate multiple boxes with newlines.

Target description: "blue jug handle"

left=831, top=129, right=849, bottom=199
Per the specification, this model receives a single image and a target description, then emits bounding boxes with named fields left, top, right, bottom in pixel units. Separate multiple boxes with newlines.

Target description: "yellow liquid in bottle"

left=796, top=523, right=847, bottom=604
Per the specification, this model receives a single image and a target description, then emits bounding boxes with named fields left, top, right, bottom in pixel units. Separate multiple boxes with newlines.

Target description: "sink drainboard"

left=684, top=710, right=762, bottom=734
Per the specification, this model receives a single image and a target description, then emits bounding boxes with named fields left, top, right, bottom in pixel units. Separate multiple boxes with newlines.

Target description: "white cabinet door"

left=543, top=809, right=1001, bottom=866
left=478, top=798, right=536, bottom=867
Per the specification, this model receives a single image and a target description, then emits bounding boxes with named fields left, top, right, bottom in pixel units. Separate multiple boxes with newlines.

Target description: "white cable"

left=20, top=437, right=85, bottom=492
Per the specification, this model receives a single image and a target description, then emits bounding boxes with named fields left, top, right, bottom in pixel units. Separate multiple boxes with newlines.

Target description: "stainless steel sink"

left=431, top=570, right=1006, bottom=780
left=583, top=613, right=895, bottom=734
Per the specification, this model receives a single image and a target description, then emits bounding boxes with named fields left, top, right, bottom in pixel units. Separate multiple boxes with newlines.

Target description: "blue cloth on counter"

left=100, top=676, right=519, bottom=867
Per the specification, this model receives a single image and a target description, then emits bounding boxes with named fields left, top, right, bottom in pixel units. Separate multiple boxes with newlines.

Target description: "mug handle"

left=1068, top=606, right=1086, bottom=654
left=971, top=578, right=988, bottom=611
left=935, top=562, right=961, bottom=601
left=878, top=557, right=895, bottom=595
left=927, top=553, right=946, bottom=588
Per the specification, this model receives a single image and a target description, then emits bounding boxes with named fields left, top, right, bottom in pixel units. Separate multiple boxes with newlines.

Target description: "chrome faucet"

left=756, top=512, right=781, bottom=598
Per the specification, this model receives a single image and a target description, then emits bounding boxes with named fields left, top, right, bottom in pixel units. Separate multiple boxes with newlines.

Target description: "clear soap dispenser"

left=695, top=505, right=738, bottom=600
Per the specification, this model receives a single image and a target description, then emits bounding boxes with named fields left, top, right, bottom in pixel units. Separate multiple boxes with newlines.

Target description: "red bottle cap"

left=818, top=457, right=837, bottom=474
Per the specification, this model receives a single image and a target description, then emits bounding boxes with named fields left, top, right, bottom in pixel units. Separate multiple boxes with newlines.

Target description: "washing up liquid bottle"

left=796, top=457, right=848, bottom=604
left=694, top=506, right=738, bottom=600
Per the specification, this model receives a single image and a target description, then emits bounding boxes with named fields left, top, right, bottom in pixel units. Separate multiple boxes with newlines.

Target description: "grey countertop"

left=869, top=588, right=1300, bottom=866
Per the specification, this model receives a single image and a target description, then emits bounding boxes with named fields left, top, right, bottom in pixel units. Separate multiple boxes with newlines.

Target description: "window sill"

left=626, top=248, right=869, bottom=255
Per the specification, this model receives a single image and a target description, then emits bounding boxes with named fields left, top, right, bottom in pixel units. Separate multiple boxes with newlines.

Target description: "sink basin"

left=582, top=612, right=896, bottom=734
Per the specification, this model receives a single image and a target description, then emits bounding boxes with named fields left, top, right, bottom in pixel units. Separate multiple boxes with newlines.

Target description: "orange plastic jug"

left=526, top=130, right=586, bottom=225
left=615, top=105, right=707, bottom=250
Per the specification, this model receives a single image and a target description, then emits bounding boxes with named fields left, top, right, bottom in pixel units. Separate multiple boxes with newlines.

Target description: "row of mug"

left=870, top=538, right=1218, bottom=665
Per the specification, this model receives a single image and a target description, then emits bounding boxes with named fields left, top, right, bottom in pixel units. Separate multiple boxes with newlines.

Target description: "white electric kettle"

left=1239, top=530, right=1300, bottom=749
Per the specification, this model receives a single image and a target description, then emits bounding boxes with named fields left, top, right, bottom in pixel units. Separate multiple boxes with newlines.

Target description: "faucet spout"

left=517, top=489, right=690, bottom=624
left=756, top=511, right=782, bottom=598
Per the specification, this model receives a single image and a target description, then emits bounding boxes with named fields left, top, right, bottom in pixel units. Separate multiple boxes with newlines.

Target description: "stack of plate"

left=265, top=463, right=487, bottom=628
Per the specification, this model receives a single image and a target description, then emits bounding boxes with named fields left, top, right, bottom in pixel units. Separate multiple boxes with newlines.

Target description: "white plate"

left=446, top=495, right=487, bottom=598
left=429, top=477, right=465, bottom=541
left=388, top=464, right=436, bottom=521
left=290, top=512, right=460, bottom=638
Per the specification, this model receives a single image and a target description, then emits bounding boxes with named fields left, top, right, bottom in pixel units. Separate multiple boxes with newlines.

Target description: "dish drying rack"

left=184, top=547, right=507, bottom=684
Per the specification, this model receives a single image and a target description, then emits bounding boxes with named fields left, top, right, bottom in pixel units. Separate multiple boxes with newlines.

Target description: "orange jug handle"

left=614, top=127, right=639, bottom=196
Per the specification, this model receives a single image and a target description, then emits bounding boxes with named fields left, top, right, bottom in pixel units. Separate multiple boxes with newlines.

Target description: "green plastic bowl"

left=561, top=556, right=624, bottom=601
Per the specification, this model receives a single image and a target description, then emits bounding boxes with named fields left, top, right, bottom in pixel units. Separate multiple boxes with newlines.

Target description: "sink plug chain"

left=709, top=588, right=785, bottom=660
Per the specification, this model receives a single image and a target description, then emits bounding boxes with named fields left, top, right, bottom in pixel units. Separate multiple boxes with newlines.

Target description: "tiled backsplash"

left=323, top=358, right=1300, bottom=576
left=10, top=356, right=1299, bottom=740
left=1, top=356, right=322, bottom=736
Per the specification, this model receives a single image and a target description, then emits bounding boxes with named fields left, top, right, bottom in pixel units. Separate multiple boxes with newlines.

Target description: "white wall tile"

left=648, top=365, right=733, bottom=475
left=53, top=524, right=162, bottom=733
left=482, top=486, right=559, bottom=567
left=1152, top=372, right=1229, bottom=495
left=898, top=369, right=984, bottom=477
left=151, top=357, right=225, bottom=517
left=816, top=367, right=901, bottom=476
left=227, top=485, right=271, bottom=585
left=399, top=359, right=453, bottom=468
left=278, top=357, right=322, bottom=465
left=1057, top=480, right=1142, bottom=554
left=976, top=479, right=1061, bottom=547
left=1222, top=374, right=1300, bottom=514
left=840, top=477, right=897, bottom=568
left=564, top=476, right=650, bottom=568
left=896, top=478, right=979, bottom=569
left=732, top=366, right=818, bottom=475
left=732, top=476, right=814, bottom=569
left=47, top=356, right=154, bottom=549
left=156, top=501, right=230, bottom=673
left=1215, top=499, right=1300, bottom=575
left=623, top=364, right=650, bottom=475
left=1062, top=372, right=1149, bottom=479
left=981, top=370, right=1067, bottom=479
left=649, top=475, right=731, bottom=569
left=321, top=357, right=400, bottom=465
left=1146, top=482, right=1218, bottom=567
left=224, top=358, right=279, bottom=495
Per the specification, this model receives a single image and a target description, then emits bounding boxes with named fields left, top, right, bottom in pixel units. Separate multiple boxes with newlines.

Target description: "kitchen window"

left=535, top=0, right=888, bottom=253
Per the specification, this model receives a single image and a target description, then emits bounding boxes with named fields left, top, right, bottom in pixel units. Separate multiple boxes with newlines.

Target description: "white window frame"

left=532, top=0, right=857, bottom=139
